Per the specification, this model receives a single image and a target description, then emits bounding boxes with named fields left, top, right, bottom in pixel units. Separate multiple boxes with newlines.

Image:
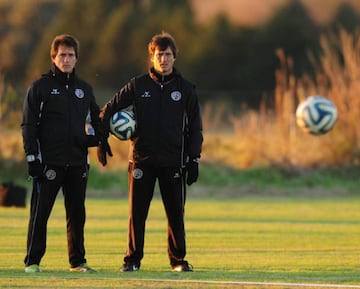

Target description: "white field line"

left=125, top=278, right=360, bottom=288
left=8, top=276, right=360, bottom=288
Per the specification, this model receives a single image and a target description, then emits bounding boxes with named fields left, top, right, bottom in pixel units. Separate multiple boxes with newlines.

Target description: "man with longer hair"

left=98, top=32, right=203, bottom=272
left=22, top=34, right=103, bottom=273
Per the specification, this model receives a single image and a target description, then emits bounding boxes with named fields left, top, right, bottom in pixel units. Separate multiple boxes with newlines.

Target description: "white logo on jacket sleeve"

left=171, top=91, right=182, bottom=101
left=75, top=88, right=85, bottom=99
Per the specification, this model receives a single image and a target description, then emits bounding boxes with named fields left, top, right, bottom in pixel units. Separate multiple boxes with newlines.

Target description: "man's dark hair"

left=50, top=34, right=79, bottom=60
left=148, top=32, right=178, bottom=59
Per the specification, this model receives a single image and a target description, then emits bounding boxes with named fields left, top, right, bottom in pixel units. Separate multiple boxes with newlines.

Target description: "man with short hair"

left=98, top=32, right=203, bottom=272
left=22, top=34, right=103, bottom=273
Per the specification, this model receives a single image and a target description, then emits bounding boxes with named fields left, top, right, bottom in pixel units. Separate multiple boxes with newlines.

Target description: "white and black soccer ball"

left=109, top=106, right=136, bottom=140
left=296, top=96, right=338, bottom=135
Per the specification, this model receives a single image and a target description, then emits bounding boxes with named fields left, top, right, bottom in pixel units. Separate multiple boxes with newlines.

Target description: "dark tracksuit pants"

left=124, top=163, right=187, bottom=266
left=24, top=165, right=88, bottom=267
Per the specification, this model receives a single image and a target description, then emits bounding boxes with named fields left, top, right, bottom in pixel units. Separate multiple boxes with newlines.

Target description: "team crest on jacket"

left=171, top=91, right=182, bottom=101
left=133, top=168, right=143, bottom=179
left=75, top=88, right=84, bottom=99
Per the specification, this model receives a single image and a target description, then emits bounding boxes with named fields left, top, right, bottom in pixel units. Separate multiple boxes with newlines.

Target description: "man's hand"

left=186, top=158, right=199, bottom=186
left=97, top=139, right=113, bottom=166
left=28, top=159, right=43, bottom=179
left=87, top=135, right=101, bottom=147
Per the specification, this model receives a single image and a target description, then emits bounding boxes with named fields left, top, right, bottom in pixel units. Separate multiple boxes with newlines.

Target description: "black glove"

left=28, top=159, right=43, bottom=179
left=87, top=135, right=100, bottom=147
left=97, top=139, right=113, bottom=166
left=186, top=158, right=199, bottom=186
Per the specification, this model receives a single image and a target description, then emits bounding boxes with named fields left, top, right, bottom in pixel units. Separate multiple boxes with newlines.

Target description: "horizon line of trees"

left=1, top=0, right=360, bottom=111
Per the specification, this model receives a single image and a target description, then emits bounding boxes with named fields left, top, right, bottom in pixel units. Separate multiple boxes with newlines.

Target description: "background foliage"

left=1, top=0, right=360, bottom=107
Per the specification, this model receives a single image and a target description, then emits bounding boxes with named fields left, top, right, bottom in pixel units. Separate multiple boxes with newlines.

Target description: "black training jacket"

left=101, top=67, right=203, bottom=167
left=22, top=65, right=102, bottom=166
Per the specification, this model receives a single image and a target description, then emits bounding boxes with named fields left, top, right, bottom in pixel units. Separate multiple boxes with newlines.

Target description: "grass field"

left=1, top=195, right=360, bottom=289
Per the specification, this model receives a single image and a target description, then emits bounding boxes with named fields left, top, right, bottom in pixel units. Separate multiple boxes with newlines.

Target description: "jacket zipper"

left=156, top=78, right=164, bottom=165
left=66, top=74, right=71, bottom=166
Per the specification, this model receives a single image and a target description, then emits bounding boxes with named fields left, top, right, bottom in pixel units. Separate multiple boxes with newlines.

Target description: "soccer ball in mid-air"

left=109, top=106, right=136, bottom=140
left=295, top=96, right=338, bottom=135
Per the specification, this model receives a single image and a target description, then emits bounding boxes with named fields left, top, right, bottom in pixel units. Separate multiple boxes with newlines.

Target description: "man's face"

left=152, top=46, right=175, bottom=75
left=52, top=44, right=77, bottom=73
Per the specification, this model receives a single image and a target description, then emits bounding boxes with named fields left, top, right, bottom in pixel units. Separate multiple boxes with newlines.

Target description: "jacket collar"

left=50, top=63, right=76, bottom=85
left=149, top=67, right=180, bottom=84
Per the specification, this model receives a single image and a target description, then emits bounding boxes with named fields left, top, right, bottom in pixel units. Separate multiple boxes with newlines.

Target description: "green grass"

left=1, top=196, right=360, bottom=288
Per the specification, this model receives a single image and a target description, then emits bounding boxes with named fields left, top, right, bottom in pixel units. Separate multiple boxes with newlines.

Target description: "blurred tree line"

left=0, top=0, right=360, bottom=112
